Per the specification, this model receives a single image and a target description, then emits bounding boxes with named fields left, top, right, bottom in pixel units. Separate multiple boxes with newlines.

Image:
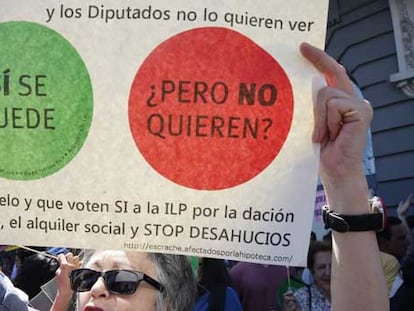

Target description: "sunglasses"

left=70, top=268, right=164, bottom=295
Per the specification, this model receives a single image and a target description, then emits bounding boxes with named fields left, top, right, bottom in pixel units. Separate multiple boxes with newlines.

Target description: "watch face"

left=370, top=196, right=384, bottom=212
left=369, top=196, right=386, bottom=231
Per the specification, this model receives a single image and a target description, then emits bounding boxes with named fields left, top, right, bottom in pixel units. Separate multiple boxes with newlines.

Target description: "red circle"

left=129, top=27, right=293, bottom=190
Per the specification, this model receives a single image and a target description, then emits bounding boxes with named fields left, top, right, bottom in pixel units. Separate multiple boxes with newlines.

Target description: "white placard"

left=0, top=0, right=329, bottom=266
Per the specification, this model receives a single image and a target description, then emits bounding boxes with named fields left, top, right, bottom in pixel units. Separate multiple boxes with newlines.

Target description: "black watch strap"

left=322, top=205, right=384, bottom=233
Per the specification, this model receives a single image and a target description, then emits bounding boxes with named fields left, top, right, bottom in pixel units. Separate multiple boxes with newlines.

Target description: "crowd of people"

left=1, top=43, right=411, bottom=311
left=1, top=219, right=412, bottom=311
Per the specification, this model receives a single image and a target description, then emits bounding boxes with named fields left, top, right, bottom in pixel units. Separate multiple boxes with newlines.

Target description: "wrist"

left=321, top=173, right=370, bottom=214
left=54, top=289, right=74, bottom=304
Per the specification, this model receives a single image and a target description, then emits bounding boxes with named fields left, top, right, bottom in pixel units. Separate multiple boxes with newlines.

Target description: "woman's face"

left=77, top=250, right=159, bottom=311
left=312, top=251, right=331, bottom=296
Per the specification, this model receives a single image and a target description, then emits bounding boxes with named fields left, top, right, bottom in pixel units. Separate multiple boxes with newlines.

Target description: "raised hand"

left=300, top=42, right=372, bottom=182
left=397, top=193, right=413, bottom=218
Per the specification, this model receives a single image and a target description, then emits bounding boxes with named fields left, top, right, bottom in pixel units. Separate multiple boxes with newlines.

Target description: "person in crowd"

left=50, top=250, right=197, bottom=311
left=377, top=217, right=408, bottom=262
left=387, top=193, right=414, bottom=310
left=0, top=248, right=15, bottom=278
left=390, top=254, right=414, bottom=311
left=13, top=253, right=59, bottom=299
left=193, top=257, right=242, bottom=311
left=0, top=270, right=38, bottom=311
left=10, top=248, right=37, bottom=281
left=300, top=232, right=327, bottom=286
left=374, top=196, right=413, bottom=301
left=284, top=241, right=332, bottom=310
left=397, top=193, right=414, bottom=258
left=230, top=261, right=295, bottom=311
left=379, top=251, right=402, bottom=296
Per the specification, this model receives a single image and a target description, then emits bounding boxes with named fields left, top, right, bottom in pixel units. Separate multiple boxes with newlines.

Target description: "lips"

left=83, top=306, right=104, bottom=311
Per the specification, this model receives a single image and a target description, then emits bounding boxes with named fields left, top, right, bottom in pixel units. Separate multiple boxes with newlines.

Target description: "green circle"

left=0, top=21, right=93, bottom=180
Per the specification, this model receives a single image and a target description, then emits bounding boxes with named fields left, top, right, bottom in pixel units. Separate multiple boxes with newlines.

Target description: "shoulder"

left=293, top=286, right=310, bottom=310
left=192, top=291, right=209, bottom=311
left=0, top=273, right=30, bottom=311
left=225, top=287, right=241, bottom=301
left=225, top=287, right=243, bottom=310
left=193, top=287, right=243, bottom=311
left=226, top=286, right=238, bottom=296
left=293, top=284, right=328, bottom=309
left=229, top=263, right=245, bottom=274
left=305, top=285, right=330, bottom=310
left=293, top=285, right=310, bottom=299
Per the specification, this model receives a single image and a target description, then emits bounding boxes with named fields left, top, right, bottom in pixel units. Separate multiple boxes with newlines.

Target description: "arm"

left=397, top=193, right=414, bottom=255
left=300, top=42, right=388, bottom=311
left=50, top=253, right=81, bottom=311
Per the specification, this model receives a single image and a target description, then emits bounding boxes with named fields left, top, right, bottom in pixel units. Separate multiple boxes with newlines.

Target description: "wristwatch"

left=322, top=196, right=386, bottom=233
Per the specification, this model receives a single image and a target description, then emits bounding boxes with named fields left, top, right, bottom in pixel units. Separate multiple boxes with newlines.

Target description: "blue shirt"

left=193, top=286, right=243, bottom=311
left=0, top=272, right=30, bottom=311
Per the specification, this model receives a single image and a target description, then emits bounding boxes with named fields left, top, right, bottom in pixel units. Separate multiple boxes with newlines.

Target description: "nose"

left=90, top=276, right=110, bottom=298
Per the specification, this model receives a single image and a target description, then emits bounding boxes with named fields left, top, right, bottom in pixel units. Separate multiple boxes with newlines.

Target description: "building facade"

left=326, top=0, right=414, bottom=211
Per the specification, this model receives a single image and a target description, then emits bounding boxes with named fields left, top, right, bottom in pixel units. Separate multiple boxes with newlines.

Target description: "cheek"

left=77, top=288, right=158, bottom=311
left=315, top=274, right=329, bottom=289
left=78, top=292, right=90, bottom=308
left=314, top=271, right=323, bottom=281
left=314, top=269, right=330, bottom=281
left=119, top=289, right=158, bottom=311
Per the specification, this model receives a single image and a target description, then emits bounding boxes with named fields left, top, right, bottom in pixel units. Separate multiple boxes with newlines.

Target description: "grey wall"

left=326, top=0, right=414, bottom=211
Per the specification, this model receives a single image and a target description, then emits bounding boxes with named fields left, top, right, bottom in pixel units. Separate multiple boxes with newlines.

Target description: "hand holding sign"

left=301, top=43, right=388, bottom=311
left=300, top=42, right=373, bottom=183
left=51, top=252, right=81, bottom=310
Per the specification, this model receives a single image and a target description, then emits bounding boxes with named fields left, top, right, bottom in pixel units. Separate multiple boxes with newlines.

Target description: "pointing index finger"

left=300, top=42, right=355, bottom=95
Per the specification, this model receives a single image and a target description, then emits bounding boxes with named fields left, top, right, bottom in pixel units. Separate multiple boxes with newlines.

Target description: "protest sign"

left=0, top=0, right=329, bottom=266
